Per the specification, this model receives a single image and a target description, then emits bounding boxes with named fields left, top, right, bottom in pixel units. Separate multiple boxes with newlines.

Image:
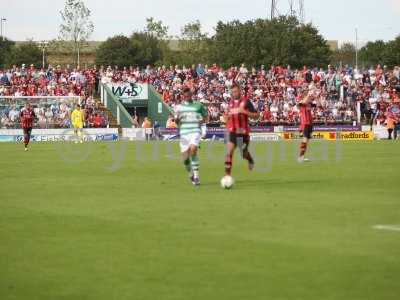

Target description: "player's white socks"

left=191, top=156, right=199, bottom=179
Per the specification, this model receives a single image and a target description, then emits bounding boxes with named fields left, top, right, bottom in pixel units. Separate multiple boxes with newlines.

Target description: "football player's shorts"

left=226, top=132, right=250, bottom=151
left=302, top=125, right=313, bottom=139
left=180, top=132, right=201, bottom=153
left=23, top=127, right=33, bottom=136
left=73, top=122, right=83, bottom=129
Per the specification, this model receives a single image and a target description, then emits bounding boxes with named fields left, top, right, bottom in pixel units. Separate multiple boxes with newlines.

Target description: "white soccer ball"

left=221, top=175, right=234, bottom=189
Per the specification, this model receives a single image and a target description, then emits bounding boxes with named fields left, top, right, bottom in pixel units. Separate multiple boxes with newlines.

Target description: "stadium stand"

left=99, top=64, right=400, bottom=127
left=0, top=64, right=109, bottom=129
left=1, top=64, right=400, bottom=128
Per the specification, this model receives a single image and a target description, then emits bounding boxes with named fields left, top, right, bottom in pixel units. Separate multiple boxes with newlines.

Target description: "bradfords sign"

left=108, top=83, right=148, bottom=102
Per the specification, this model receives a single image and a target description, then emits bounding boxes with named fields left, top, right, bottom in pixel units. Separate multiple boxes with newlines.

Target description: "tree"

left=6, top=41, right=42, bottom=67
left=130, top=32, right=163, bottom=67
left=359, top=40, right=387, bottom=67
left=144, top=18, right=174, bottom=65
left=178, top=20, right=209, bottom=66
left=384, top=36, right=400, bottom=67
left=95, top=35, right=133, bottom=67
left=210, top=16, right=331, bottom=68
left=330, top=43, right=356, bottom=67
left=145, top=17, right=169, bottom=39
left=209, top=20, right=244, bottom=67
left=95, top=29, right=165, bottom=67
left=290, top=22, right=332, bottom=67
left=59, top=0, right=94, bottom=67
left=94, top=16, right=333, bottom=68
left=0, top=38, right=15, bottom=67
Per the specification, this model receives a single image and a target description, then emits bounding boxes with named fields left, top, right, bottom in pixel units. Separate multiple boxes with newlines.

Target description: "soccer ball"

left=221, top=176, right=234, bottom=189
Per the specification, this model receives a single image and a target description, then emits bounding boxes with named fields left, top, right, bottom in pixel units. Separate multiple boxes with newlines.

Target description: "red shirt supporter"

left=93, top=114, right=103, bottom=128
left=287, top=110, right=296, bottom=123
left=54, top=87, right=63, bottom=96
left=163, top=90, right=172, bottom=102
left=262, top=109, right=272, bottom=122
left=210, top=64, right=219, bottom=74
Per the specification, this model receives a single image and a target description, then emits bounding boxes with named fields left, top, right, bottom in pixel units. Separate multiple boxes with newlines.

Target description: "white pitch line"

left=373, top=225, right=400, bottom=232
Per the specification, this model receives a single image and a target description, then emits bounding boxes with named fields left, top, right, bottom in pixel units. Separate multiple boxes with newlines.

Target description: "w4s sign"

left=108, top=83, right=148, bottom=102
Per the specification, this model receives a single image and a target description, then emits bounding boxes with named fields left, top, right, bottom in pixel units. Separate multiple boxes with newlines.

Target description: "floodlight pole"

left=355, top=28, right=358, bottom=70
left=38, top=41, right=49, bottom=69
left=42, top=47, right=45, bottom=69
left=299, top=0, right=305, bottom=23
left=271, top=0, right=277, bottom=19
left=288, top=0, right=295, bottom=17
left=77, top=46, right=80, bottom=69
left=270, top=1, right=305, bottom=22
left=0, top=18, right=6, bottom=40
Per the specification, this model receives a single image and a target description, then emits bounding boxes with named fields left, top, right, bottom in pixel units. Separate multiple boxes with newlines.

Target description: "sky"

left=1, top=0, right=399, bottom=44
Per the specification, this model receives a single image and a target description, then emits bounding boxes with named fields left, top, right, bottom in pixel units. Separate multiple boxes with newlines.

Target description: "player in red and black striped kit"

left=298, top=88, right=318, bottom=163
left=20, top=103, right=36, bottom=151
left=224, top=84, right=259, bottom=176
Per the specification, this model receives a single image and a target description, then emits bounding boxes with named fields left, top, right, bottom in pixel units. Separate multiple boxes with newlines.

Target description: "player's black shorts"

left=227, top=132, right=250, bottom=150
left=302, top=125, right=313, bottom=139
left=23, top=127, right=32, bottom=136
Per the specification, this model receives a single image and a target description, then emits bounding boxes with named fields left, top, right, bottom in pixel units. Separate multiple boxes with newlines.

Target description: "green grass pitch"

left=0, top=140, right=399, bottom=300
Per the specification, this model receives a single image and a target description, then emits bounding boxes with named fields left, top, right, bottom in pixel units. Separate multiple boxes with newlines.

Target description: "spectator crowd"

left=100, top=63, right=400, bottom=127
left=1, top=63, right=400, bottom=129
left=0, top=64, right=109, bottom=129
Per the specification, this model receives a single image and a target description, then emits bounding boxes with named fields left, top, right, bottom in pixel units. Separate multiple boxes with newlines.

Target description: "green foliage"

left=93, top=16, right=400, bottom=69
left=95, top=33, right=163, bottom=68
left=330, top=43, right=356, bottom=67
left=6, top=41, right=43, bottom=67
left=0, top=38, right=15, bottom=67
left=356, top=36, right=400, bottom=68
left=144, top=18, right=172, bottom=66
left=131, top=32, right=163, bottom=67
left=359, top=40, right=386, bottom=67
left=145, top=17, right=169, bottom=40
left=210, top=16, right=331, bottom=68
left=94, top=16, right=333, bottom=69
left=178, top=20, right=210, bottom=66
left=95, top=35, right=133, bottom=67
left=383, top=36, right=400, bottom=67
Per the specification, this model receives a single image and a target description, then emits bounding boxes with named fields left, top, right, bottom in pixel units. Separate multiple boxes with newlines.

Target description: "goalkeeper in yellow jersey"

left=71, top=104, right=85, bottom=143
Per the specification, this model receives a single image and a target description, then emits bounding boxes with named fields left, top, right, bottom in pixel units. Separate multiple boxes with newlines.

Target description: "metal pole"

left=37, top=41, right=47, bottom=69
left=355, top=28, right=358, bottom=70
left=42, top=47, right=45, bottom=69
left=288, top=0, right=295, bottom=16
left=78, top=47, right=80, bottom=68
left=1, top=18, right=6, bottom=40
left=271, top=0, right=277, bottom=19
left=0, top=18, right=3, bottom=40
left=298, top=0, right=305, bottom=23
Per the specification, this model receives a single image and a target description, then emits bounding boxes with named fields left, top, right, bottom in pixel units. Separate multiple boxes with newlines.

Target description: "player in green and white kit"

left=175, top=88, right=208, bottom=186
